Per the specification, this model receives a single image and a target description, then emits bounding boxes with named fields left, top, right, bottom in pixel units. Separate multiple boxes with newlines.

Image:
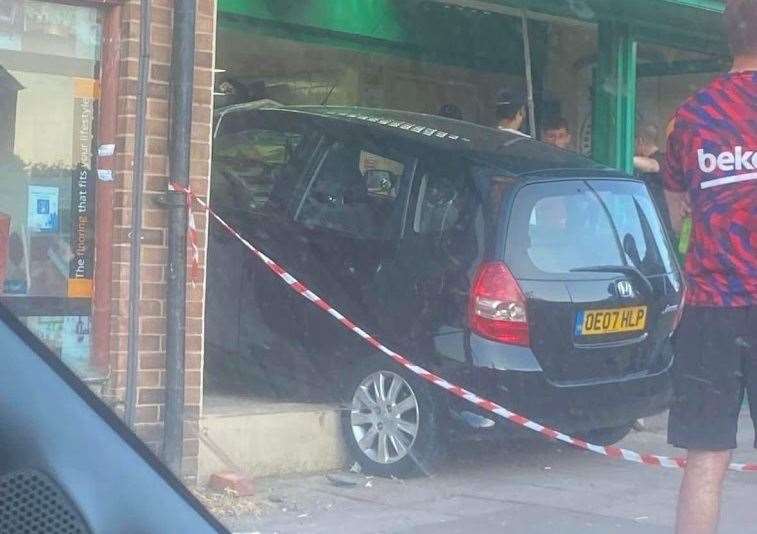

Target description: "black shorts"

left=668, top=306, right=757, bottom=451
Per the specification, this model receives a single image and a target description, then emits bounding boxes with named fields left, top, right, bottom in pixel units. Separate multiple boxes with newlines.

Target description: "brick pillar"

left=109, top=0, right=216, bottom=484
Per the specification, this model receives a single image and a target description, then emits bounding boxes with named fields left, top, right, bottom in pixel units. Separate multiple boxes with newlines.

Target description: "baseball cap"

left=495, top=87, right=525, bottom=108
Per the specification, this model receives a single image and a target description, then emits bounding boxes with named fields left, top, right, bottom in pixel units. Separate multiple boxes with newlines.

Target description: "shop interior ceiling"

left=219, top=0, right=727, bottom=57
left=406, top=0, right=727, bottom=53
left=218, top=0, right=547, bottom=75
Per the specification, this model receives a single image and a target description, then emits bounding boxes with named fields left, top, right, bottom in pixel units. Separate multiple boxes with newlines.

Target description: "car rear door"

left=504, top=178, right=682, bottom=385
left=289, top=135, right=413, bottom=375
left=376, top=154, right=482, bottom=362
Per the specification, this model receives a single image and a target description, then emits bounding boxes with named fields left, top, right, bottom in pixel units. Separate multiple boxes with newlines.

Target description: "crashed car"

left=206, top=105, right=683, bottom=476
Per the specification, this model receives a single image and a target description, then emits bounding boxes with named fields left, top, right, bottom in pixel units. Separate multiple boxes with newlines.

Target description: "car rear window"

left=505, top=179, right=675, bottom=278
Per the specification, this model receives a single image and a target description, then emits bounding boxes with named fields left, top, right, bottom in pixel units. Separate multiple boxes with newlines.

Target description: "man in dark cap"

left=494, top=87, right=528, bottom=135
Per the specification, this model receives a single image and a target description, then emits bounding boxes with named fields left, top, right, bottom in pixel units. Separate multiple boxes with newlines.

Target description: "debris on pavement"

left=209, top=470, right=255, bottom=497
left=326, top=471, right=364, bottom=487
left=193, top=486, right=262, bottom=518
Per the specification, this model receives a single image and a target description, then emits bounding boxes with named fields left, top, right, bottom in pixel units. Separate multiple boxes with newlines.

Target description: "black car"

left=206, top=105, right=684, bottom=477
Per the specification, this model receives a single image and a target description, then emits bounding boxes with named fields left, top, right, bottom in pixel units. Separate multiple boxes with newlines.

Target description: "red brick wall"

left=108, top=0, right=215, bottom=484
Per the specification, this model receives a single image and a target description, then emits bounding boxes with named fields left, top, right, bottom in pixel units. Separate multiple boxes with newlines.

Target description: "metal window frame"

left=592, top=22, right=637, bottom=173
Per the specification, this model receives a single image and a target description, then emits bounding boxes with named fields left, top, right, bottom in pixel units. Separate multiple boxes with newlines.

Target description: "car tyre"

left=579, top=423, right=634, bottom=446
left=341, top=358, right=445, bottom=477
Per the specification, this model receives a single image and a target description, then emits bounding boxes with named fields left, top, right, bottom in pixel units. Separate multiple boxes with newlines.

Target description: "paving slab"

left=221, top=410, right=757, bottom=533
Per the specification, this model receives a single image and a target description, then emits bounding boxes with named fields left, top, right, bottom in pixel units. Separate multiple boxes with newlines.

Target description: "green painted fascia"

left=217, top=12, right=523, bottom=73
left=218, top=0, right=410, bottom=43
left=218, top=0, right=727, bottom=55
left=419, top=0, right=726, bottom=53
left=217, top=1, right=547, bottom=75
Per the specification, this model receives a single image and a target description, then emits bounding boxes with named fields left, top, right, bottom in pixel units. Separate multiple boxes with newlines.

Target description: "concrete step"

left=199, top=394, right=347, bottom=482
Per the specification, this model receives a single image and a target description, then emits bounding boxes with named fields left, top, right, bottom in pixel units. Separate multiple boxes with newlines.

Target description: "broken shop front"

left=203, top=0, right=728, bottom=409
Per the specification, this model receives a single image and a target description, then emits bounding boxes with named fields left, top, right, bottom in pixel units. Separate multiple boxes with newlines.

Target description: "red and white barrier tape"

left=171, top=183, right=757, bottom=473
left=169, top=182, right=201, bottom=282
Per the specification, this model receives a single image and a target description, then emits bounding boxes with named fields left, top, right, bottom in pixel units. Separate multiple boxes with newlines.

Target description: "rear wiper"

left=570, top=265, right=654, bottom=297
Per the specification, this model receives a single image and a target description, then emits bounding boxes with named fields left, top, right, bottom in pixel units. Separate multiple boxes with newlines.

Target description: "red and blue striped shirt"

left=664, top=71, right=756, bottom=307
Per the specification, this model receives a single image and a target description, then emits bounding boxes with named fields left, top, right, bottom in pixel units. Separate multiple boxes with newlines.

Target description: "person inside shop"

left=540, top=115, right=573, bottom=150
left=494, top=88, right=528, bottom=136
left=663, top=1, right=757, bottom=533
left=634, top=121, right=665, bottom=174
left=633, top=122, right=673, bottom=234
left=438, top=103, right=463, bottom=120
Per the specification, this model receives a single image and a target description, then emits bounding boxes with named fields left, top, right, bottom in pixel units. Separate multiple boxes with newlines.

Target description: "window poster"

left=27, top=184, right=59, bottom=232
left=23, top=0, right=99, bottom=60
left=67, top=166, right=94, bottom=298
left=24, top=315, right=63, bottom=354
left=24, top=314, right=91, bottom=375
left=61, top=314, right=90, bottom=373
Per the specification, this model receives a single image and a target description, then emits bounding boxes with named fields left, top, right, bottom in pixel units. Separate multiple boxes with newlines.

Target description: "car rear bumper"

left=447, top=365, right=673, bottom=436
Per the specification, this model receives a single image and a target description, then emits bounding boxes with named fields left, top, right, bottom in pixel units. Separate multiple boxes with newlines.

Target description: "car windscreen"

left=505, top=179, right=675, bottom=278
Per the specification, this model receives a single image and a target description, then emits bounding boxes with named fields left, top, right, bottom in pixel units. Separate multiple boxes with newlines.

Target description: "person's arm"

left=664, top=190, right=690, bottom=235
left=633, top=156, right=661, bottom=174
left=662, top=117, right=690, bottom=235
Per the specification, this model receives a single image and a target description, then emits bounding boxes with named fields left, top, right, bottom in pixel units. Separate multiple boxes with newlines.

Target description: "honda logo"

left=616, top=280, right=635, bottom=298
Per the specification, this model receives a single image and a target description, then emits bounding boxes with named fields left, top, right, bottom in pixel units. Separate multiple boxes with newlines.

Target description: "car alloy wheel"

left=350, top=371, right=419, bottom=464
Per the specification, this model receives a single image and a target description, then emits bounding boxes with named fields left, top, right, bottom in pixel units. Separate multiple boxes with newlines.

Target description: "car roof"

left=215, top=103, right=620, bottom=178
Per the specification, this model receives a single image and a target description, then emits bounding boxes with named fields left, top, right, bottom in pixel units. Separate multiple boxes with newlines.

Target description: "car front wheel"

left=342, top=360, right=444, bottom=477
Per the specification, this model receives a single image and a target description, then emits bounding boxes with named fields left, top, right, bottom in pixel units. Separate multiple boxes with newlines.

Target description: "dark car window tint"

left=409, top=162, right=482, bottom=278
left=296, top=142, right=404, bottom=239
left=413, top=171, right=471, bottom=235
left=506, top=180, right=674, bottom=278
left=212, top=125, right=304, bottom=213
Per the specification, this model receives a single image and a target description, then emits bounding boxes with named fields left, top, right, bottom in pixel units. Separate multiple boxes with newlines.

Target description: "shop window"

left=539, top=19, right=598, bottom=156
left=0, top=0, right=101, bottom=375
left=214, top=29, right=523, bottom=128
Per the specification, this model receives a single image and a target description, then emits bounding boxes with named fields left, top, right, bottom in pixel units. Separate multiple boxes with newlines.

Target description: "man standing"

left=494, top=88, right=528, bottom=135
left=540, top=115, right=573, bottom=150
left=634, top=122, right=664, bottom=175
left=634, top=123, right=674, bottom=235
left=664, top=2, right=757, bottom=533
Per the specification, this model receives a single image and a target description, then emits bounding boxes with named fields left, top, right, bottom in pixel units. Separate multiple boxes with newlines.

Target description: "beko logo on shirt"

left=697, top=147, right=757, bottom=173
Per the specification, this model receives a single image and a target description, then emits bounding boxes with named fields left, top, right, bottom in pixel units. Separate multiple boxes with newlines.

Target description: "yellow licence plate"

left=575, top=306, right=647, bottom=336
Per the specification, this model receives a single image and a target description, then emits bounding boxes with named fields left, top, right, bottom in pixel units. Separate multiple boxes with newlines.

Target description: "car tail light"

left=469, top=261, right=529, bottom=347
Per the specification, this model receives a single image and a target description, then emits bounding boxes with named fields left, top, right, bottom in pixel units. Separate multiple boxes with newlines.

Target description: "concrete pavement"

left=222, top=411, right=757, bottom=533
